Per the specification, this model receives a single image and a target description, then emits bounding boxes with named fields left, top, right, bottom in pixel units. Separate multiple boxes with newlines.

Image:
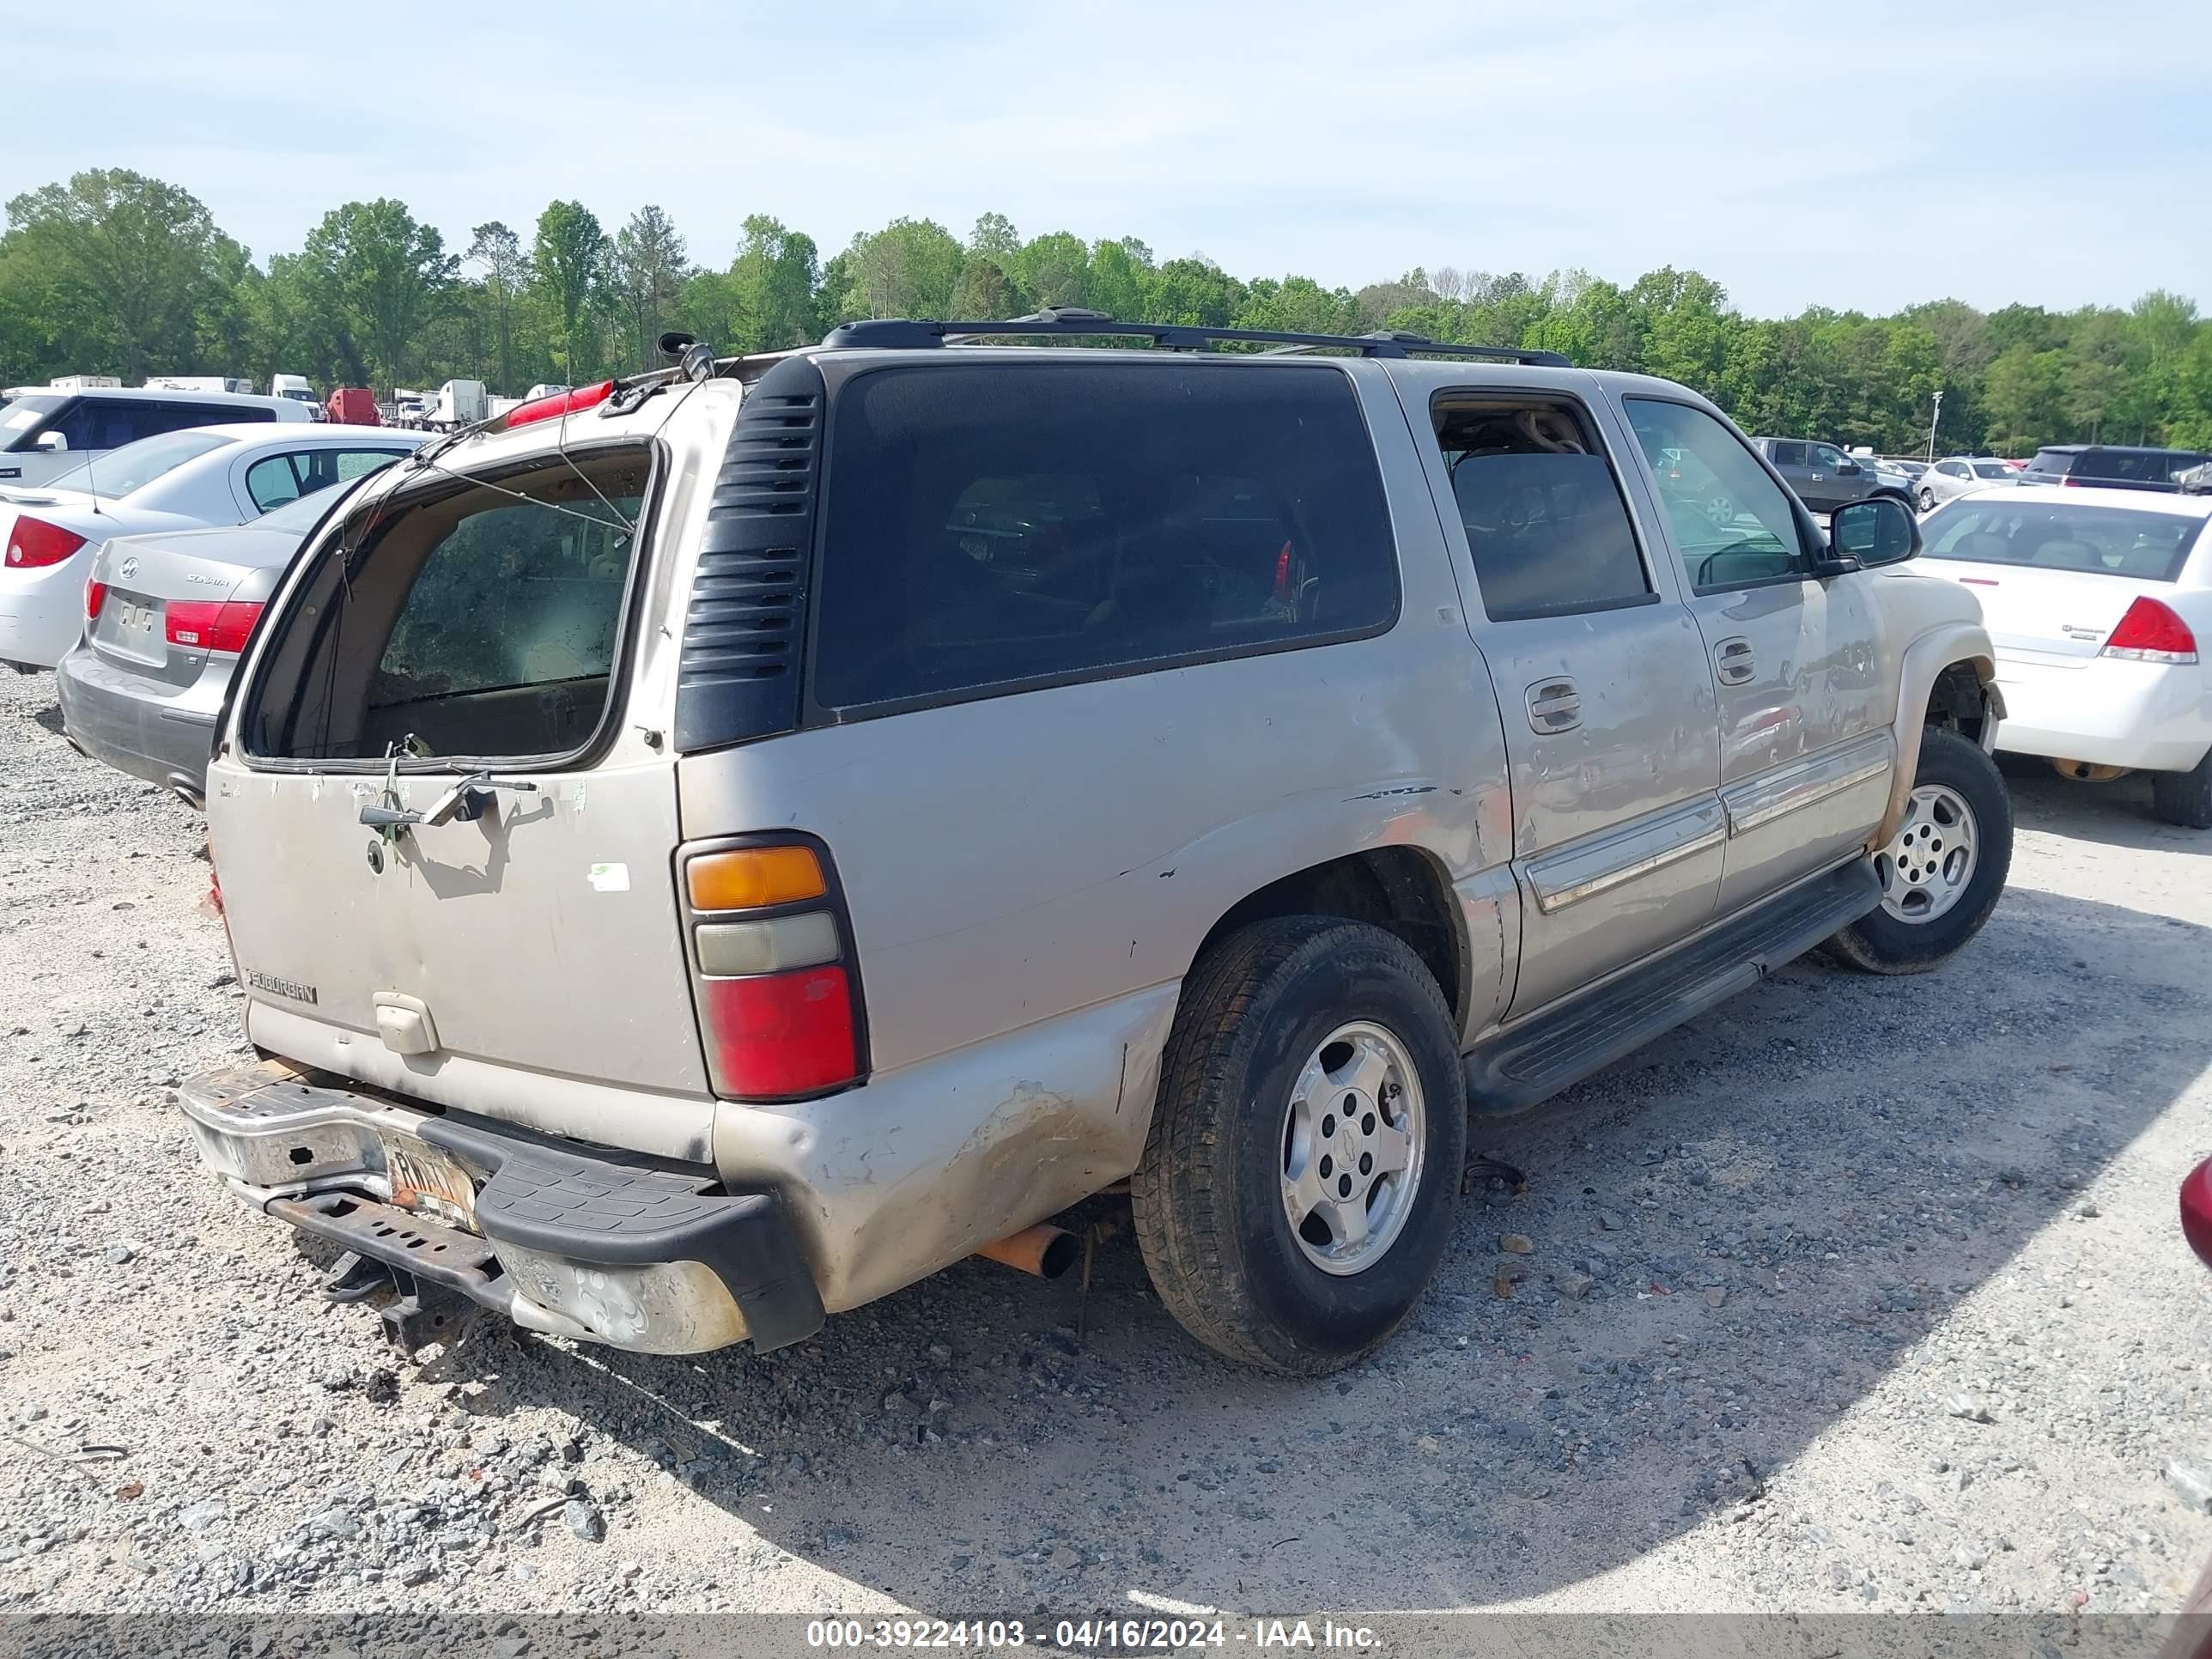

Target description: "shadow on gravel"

left=435, top=882, right=2212, bottom=1615
left=1999, top=755, right=2211, bottom=857
left=29, top=699, right=64, bottom=737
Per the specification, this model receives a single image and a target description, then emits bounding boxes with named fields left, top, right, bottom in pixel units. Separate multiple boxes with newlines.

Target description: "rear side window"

left=1433, top=398, right=1652, bottom=621
left=243, top=447, right=650, bottom=764
left=1768, top=441, right=1806, bottom=466
left=244, top=446, right=410, bottom=512
left=51, top=398, right=244, bottom=450
left=2073, top=448, right=2207, bottom=483
left=808, top=363, right=1398, bottom=711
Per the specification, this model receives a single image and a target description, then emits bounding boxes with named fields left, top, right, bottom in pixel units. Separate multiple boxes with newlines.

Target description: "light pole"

left=1927, top=389, right=1943, bottom=463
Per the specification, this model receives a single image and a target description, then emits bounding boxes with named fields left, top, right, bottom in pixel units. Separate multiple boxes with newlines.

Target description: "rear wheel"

left=2152, top=750, right=2212, bottom=829
left=1917, top=486, right=1936, bottom=513
left=1826, top=726, right=2012, bottom=974
left=1131, top=918, right=1465, bottom=1374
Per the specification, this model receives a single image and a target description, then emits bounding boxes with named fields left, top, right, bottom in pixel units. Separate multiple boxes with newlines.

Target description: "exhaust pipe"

left=975, top=1223, right=1079, bottom=1279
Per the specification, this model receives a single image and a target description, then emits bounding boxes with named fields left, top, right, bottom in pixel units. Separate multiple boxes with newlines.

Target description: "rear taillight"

left=2101, top=596, right=2198, bottom=665
left=502, top=380, right=614, bottom=430
left=84, top=579, right=107, bottom=621
left=680, top=840, right=866, bottom=1100
left=165, top=599, right=263, bottom=655
left=5, top=516, right=88, bottom=568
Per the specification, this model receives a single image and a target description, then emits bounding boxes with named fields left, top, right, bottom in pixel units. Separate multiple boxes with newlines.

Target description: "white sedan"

left=1917, top=483, right=2212, bottom=825
left=1917, top=455, right=2019, bottom=513
left=1, top=423, right=419, bottom=670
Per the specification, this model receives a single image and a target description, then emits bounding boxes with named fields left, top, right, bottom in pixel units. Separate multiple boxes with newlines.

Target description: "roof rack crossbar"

left=816, top=308, right=1570, bottom=368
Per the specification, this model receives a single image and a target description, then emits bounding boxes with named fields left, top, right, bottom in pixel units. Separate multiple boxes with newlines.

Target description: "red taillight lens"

left=503, top=380, right=615, bottom=430
left=5, top=516, right=88, bottom=568
left=165, top=599, right=263, bottom=655
left=701, top=967, right=858, bottom=1097
left=84, top=579, right=107, bottom=621
left=2184, top=1158, right=2212, bottom=1271
left=2102, top=596, right=2198, bottom=665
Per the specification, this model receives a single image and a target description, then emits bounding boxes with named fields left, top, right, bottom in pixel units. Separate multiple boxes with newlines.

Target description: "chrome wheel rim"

left=1876, top=783, right=1978, bottom=922
left=1280, top=1021, right=1425, bottom=1276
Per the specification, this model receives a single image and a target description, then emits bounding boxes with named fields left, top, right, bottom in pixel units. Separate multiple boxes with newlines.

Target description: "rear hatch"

left=205, top=428, right=719, bottom=1154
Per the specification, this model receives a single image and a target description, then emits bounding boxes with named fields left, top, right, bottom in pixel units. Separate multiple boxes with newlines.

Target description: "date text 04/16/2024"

left=804, top=1618, right=1382, bottom=1650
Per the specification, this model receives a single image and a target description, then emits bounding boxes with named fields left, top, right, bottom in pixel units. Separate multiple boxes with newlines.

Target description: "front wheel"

left=2151, top=750, right=2212, bottom=829
left=1826, top=726, right=2013, bottom=974
left=1131, top=917, right=1466, bottom=1374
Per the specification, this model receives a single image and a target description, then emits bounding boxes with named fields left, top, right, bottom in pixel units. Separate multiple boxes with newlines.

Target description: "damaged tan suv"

left=184, top=312, right=2011, bottom=1373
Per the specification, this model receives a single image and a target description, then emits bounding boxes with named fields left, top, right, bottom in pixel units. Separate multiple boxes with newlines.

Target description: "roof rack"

left=816, top=307, right=1570, bottom=368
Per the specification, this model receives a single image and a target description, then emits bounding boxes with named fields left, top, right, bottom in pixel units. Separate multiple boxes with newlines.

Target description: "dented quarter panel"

left=711, top=983, right=1180, bottom=1311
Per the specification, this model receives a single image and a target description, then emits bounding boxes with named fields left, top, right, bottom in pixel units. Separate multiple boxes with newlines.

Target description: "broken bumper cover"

left=179, top=1060, right=824, bottom=1356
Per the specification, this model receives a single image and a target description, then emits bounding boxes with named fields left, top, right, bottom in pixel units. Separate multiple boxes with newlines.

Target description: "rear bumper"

left=179, top=1060, right=824, bottom=1355
left=1990, top=658, right=2211, bottom=774
left=55, top=642, right=219, bottom=799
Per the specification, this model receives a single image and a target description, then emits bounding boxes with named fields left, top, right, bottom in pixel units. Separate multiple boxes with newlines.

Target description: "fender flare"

left=1876, top=622, right=2005, bottom=844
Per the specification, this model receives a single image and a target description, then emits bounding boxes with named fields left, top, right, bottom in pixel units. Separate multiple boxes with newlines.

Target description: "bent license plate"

left=382, top=1136, right=478, bottom=1231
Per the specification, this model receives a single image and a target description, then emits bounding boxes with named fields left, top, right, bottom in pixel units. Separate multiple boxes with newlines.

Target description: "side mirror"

left=1836, top=458, right=1862, bottom=475
left=32, top=431, right=66, bottom=453
left=1829, top=495, right=1920, bottom=570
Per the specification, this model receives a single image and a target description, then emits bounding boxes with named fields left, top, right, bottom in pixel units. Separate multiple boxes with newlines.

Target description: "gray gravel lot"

left=1, top=666, right=2208, bottom=1623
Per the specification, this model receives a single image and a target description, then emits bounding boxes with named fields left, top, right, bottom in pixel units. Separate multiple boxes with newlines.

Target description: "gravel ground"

left=2, top=665, right=2209, bottom=1626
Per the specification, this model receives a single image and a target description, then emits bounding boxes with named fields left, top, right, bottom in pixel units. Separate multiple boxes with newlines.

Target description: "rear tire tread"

left=1130, top=917, right=1463, bottom=1375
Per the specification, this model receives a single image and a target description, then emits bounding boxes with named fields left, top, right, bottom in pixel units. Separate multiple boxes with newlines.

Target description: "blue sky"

left=9, top=0, right=2209, bottom=319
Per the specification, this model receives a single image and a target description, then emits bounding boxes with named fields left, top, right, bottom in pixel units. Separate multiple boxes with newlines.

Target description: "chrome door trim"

left=1524, top=797, right=1727, bottom=915
left=1722, top=731, right=1896, bottom=836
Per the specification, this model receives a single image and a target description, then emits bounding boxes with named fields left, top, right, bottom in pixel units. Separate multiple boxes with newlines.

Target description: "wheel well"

left=1925, top=660, right=1990, bottom=745
left=1194, top=848, right=1465, bottom=1026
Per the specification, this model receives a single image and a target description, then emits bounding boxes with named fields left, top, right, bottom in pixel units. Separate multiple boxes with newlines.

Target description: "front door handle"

left=1525, top=678, right=1583, bottom=734
left=1714, top=636, right=1755, bottom=685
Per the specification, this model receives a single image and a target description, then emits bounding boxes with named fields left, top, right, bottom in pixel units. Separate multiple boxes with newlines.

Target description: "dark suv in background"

left=2020, top=444, right=2210, bottom=493
left=1751, top=436, right=1908, bottom=514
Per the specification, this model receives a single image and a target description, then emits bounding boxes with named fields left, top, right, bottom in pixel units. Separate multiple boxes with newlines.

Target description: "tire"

left=1826, top=726, right=2013, bottom=975
left=2151, top=750, right=2212, bottom=829
left=1130, top=917, right=1466, bottom=1374
left=1917, top=486, right=1936, bottom=513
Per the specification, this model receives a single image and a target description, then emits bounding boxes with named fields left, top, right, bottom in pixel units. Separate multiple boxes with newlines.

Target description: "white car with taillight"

left=1917, top=483, right=2212, bottom=825
left=0, top=424, right=415, bottom=671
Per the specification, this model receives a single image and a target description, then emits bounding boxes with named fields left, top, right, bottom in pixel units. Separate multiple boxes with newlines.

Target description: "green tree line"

left=6, top=167, right=2212, bottom=456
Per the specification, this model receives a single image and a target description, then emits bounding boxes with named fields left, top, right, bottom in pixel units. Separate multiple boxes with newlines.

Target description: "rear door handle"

left=1714, top=637, right=1755, bottom=686
left=1525, top=678, right=1583, bottom=734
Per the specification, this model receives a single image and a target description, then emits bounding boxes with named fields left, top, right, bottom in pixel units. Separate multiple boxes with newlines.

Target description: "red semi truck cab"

left=323, top=387, right=380, bottom=425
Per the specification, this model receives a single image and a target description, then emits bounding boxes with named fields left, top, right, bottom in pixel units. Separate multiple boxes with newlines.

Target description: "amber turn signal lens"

left=686, top=846, right=826, bottom=911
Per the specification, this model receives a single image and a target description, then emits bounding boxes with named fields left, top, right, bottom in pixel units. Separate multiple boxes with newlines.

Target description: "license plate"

left=381, top=1137, right=479, bottom=1230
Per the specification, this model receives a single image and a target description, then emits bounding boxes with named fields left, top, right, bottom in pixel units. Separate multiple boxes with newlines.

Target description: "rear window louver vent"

left=672, top=355, right=827, bottom=752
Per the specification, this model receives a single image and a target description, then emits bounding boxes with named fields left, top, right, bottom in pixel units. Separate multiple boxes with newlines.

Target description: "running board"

left=1465, top=858, right=1881, bottom=1117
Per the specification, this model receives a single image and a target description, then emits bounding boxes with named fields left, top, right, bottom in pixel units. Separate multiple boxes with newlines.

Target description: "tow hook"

left=318, top=1249, right=474, bottom=1356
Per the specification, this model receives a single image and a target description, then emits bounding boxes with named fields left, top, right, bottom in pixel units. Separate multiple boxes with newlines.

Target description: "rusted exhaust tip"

left=975, top=1223, right=1079, bottom=1280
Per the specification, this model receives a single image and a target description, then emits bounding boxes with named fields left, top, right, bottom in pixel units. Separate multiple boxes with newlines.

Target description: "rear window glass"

left=243, top=447, right=649, bottom=763
left=1923, top=501, right=2205, bottom=580
left=44, top=430, right=231, bottom=497
left=1970, top=462, right=2014, bottom=479
left=809, top=363, right=1399, bottom=710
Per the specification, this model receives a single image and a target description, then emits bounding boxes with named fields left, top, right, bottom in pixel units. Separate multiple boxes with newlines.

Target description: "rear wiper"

left=359, top=771, right=540, bottom=833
